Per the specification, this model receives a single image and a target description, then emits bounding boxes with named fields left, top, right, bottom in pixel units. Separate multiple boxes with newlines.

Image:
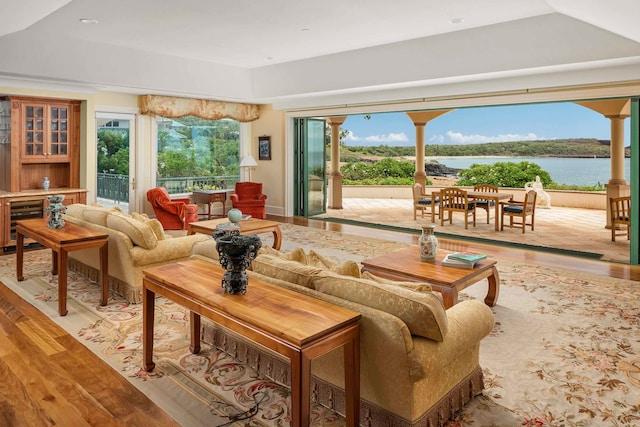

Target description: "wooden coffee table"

left=142, top=259, right=361, bottom=427
left=188, top=218, right=282, bottom=250
left=16, top=218, right=109, bottom=316
left=361, top=246, right=499, bottom=309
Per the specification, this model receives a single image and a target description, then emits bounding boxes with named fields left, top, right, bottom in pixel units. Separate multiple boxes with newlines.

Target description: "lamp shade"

left=240, top=155, right=258, bottom=167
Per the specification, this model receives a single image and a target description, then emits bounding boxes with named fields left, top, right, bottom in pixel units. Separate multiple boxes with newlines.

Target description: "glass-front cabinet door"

left=21, top=101, right=70, bottom=160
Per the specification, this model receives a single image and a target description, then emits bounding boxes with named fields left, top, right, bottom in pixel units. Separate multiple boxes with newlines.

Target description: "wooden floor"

left=2, top=217, right=639, bottom=427
left=0, top=283, right=180, bottom=427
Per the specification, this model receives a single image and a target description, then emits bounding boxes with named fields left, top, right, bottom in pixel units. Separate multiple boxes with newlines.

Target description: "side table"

left=16, top=218, right=109, bottom=316
left=191, top=190, right=231, bottom=219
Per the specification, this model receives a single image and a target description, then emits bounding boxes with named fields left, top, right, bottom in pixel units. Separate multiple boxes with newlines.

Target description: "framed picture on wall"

left=258, top=136, right=271, bottom=160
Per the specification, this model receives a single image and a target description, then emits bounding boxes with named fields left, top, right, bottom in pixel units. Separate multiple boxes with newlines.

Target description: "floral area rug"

left=1, top=223, right=640, bottom=426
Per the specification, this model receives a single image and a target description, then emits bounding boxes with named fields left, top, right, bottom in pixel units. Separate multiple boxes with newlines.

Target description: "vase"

left=418, top=224, right=438, bottom=262
left=46, top=194, right=66, bottom=229
left=42, top=177, right=50, bottom=191
left=213, top=226, right=261, bottom=295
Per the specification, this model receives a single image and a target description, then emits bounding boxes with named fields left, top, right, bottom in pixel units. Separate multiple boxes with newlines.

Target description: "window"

left=156, top=116, right=240, bottom=194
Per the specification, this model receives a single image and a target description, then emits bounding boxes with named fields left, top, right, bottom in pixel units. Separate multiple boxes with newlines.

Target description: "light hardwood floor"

left=2, top=217, right=638, bottom=426
left=0, top=283, right=180, bottom=427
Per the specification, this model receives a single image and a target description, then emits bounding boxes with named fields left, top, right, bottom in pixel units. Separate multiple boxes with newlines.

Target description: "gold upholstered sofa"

left=63, top=204, right=209, bottom=303
left=190, top=240, right=495, bottom=426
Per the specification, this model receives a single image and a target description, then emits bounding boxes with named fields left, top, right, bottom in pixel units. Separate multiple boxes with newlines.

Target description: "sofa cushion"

left=312, top=271, right=448, bottom=341
left=250, top=254, right=325, bottom=289
left=106, top=213, right=158, bottom=249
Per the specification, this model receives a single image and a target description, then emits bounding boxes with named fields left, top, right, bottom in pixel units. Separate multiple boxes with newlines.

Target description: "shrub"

left=455, top=161, right=553, bottom=188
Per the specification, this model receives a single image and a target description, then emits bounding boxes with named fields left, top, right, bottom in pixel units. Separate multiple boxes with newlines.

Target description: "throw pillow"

left=250, top=254, right=325, bottom=289
left=360, top=271, right=433, bottom=293
left=312, top=271, right=448, bottom=341
left=306, top=250, right=361, bottom=278
left=258, top=246, right=307, bottom=263
left=106, top=213, right=158, bottom=249
left=82, top=206, right=113, bottom=226
left=64, top=203, right=86, bottom=219
left=131, top=212, right=165, bottom=240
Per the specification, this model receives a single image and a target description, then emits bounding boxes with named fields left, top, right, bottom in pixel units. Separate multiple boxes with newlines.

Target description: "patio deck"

left=313, top=198, right=630, bottom=264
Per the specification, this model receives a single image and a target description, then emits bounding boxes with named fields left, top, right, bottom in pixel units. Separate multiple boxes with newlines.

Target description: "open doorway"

left=96, top=113, right=135, bottom=213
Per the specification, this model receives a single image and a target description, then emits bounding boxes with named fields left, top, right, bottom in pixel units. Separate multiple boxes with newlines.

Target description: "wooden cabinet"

left=0, top=96, right=81, bottom=192
left=0, top=189, right=87, bottom=251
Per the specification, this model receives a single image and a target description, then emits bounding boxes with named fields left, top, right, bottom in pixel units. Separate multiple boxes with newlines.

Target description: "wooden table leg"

left=51, top=250, right=58, bottom=275
left=143, top=284, right=156, bottom=371
left=272, top=226, right=282, bottom=250
left=58, top=249, right=68, bottom=316
left=344, top=326, right=360, bottom=427
left=290, top=351, right=302, bottom=427
left=99, top=242, right=108, bottom=306
left=189, top=311, right=201, bottom=353
left=16, top=232, right=24, bottom=281
left=440, top=287, right=457, bottom=309
left=484, top=266, right=500, bottom=307
left=494, top=200, right=501, bottom=231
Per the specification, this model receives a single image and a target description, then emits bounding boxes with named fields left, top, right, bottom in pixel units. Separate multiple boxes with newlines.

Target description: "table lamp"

left=239, top=155, right=258, bottom=181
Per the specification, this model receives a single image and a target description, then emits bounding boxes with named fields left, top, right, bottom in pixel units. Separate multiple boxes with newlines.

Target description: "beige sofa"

left=64, top=204, right=209, bottom=303
left=191, top=240, right=495, bottom=426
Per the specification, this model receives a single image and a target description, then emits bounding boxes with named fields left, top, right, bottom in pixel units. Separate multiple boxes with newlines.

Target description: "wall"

left=250, top=105, right=286, bottom=216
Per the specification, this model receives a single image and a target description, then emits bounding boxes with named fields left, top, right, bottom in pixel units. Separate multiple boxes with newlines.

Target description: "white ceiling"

left=1, top=0, right=640, bottom=110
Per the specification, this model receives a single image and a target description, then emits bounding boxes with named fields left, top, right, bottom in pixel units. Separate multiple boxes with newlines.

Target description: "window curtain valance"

left=139, top=95, right=260, bottom=122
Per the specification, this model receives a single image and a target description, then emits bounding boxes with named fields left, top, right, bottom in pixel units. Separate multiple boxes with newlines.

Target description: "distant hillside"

left=338, top=138, right=629, bottom=162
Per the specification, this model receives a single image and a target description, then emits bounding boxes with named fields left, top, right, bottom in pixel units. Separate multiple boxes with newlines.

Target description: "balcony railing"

left=96, top=173, right=240, bottom=203
left=97, top=173, right=129, bottom=203
left=157, top=175, right=239, bottom=194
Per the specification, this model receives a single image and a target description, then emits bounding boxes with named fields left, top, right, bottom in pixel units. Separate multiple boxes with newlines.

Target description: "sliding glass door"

left=294, top=118, right=326, bottom=217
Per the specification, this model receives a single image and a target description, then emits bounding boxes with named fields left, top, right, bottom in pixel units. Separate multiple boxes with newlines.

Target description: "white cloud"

left=443, top=131, right=541, bottom=144
left=345, top=131, right=409, bottom=144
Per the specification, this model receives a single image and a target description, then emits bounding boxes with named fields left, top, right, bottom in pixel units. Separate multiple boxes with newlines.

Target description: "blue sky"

left=341, top=102, right=631, bottom=146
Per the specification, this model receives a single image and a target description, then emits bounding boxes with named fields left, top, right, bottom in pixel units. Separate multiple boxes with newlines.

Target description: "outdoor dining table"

left=430, top=189, right=514, bottom=231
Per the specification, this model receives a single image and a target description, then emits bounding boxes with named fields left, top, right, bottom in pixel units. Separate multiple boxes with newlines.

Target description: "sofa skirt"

left=201, top=320, right=484, bottom=427
left=68, top=258, right=142, bottom=304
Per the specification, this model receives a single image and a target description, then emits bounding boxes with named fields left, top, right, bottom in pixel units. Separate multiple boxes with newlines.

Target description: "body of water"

left=433, top=157, right=631, bottom=187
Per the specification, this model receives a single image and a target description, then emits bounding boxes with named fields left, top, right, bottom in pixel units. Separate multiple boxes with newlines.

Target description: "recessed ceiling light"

left=80, top=18, right=99, bottom=24
left=449, top=17, right=464, bottom=24
left=300, top=28, right=311, bottom=32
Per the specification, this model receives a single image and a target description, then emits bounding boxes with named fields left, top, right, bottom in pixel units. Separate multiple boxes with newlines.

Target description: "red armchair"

left=230, top=182, right=267, bottom=219
left=146, top=187, right=199, bottom=230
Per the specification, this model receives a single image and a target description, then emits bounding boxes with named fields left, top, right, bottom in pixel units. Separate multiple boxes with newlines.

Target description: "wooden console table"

left=16, top=218, right=109, bottom=316
left=361, top=246, right=500, bottom=309
left=142, top=259, right=361, bottom=426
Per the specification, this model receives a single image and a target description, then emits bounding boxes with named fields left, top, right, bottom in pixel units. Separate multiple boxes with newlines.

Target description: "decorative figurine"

left=213, top=226, right=261, bottom=294
left=46, top=195, right=66, bottom=228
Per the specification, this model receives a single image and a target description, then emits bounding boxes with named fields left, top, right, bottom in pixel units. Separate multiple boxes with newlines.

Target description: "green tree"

left=455, top=161, right=553, bottom=188
left=97, top=130, right=129, bottom=174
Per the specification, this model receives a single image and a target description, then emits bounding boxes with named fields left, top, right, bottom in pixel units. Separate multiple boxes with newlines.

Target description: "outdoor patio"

left=314, top=198, right=630, bottom=264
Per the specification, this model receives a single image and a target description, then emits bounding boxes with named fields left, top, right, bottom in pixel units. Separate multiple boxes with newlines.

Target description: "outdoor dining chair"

left=473, top=184, right=499, bottom=224
left=412, top=183, right=439, bottom=220
left=440, top=187, right=476, bottom=229
left=500, top=190, right=537, bottom=233
left=610, top=195, right=631, bottom=242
